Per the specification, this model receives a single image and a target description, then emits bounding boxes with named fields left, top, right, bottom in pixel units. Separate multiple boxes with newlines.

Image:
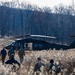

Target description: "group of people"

left=34, top=57, right=61, bottom=75
left=0, top=47, right=61, bottom=75
left=0, top=46, right=25, bottom=65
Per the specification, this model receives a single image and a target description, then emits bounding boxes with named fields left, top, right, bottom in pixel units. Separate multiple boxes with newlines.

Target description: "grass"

left=0, top=38, right=75, bottom=75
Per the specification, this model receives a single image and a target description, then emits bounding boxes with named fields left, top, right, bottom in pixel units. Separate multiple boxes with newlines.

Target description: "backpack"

left=55, top=65, right=61, bottom=74
left=18, top=48, right=24, bottom=56
left=8, top=49, right=15, bottom=56
left=34, top=62, right=45, bottom=72
left=49, top=63, right=55, bottom=70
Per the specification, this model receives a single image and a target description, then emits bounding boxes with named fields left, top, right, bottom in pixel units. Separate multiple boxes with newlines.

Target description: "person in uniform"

left=1, top=47, right=7, bottom=65
left=5, top=55, right=20, bottom=71
left=34, top=57, right=45, bottom=75
left=48, top=59, right=55, bottom=75
left=18, top=46, right=25, bottom=63
left=55, top=61, right=61, bottom=75
left=8, top=47, right=15, bottom=59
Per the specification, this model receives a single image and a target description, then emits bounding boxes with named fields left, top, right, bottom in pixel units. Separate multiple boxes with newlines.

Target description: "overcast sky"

left=0, top=0, right=75, bottom=8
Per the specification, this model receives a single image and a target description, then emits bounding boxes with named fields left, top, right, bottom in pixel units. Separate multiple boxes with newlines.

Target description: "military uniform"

left=5, top=55, right=20, bottom=71
left=1, top=48, right=7, bottom=64
left=48, top=59, right=55, bottom=75
left=34, top=57, right=45, bottom=75
left=18, top=47, right=25, bottom=63
left=8, top=47, right=15, bottom=59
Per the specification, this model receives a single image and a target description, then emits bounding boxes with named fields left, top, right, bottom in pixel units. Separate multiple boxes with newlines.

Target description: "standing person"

left=1, top=47, right=7, bottom=65
left=55, top=61, right=61, bottom=75
left=18, top=46, right=25, bottom=63
left=48, top=59, right=55, bottom=75
left=8, top=47, right=15, bottom=59
left=34, top=57, right=45, bottom=75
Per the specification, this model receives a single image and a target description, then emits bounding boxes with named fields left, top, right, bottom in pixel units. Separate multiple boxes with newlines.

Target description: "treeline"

left=0, top=1, right=75, bottom=44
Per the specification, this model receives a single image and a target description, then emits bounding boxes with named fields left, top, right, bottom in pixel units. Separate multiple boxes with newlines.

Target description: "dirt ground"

left=0, top=38, right=13, bottom=50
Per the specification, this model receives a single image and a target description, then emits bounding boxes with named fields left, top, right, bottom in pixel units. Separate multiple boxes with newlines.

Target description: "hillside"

left=0, top=5, right=75, bottom=44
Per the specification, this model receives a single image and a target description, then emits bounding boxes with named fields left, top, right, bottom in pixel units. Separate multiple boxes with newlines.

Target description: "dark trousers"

left=2, top=55, right=6, bottom=64
left=19, top=55, right=24, bottom=63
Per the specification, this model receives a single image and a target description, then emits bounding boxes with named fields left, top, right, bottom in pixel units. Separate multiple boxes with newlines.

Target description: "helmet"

left=37, top=57, right=41, bottom=61
left=50, top=59, right=54, bottom=63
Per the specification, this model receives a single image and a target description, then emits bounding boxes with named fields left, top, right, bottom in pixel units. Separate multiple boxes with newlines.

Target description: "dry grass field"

left=0, top=38, right=75, bottom=75
left=0, top=50, right=75, bottom=75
